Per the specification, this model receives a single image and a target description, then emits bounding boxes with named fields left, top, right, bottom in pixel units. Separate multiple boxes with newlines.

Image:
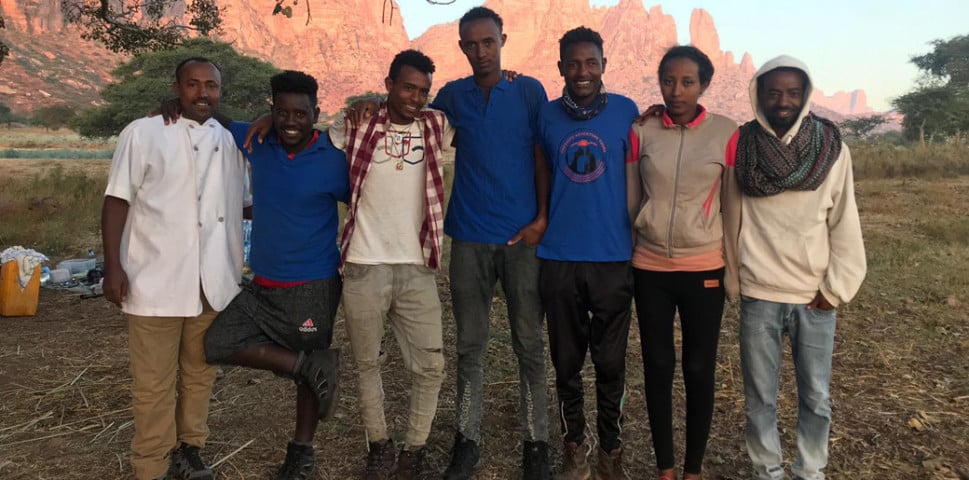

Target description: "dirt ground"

left=1, top=179, right=968, bottom=479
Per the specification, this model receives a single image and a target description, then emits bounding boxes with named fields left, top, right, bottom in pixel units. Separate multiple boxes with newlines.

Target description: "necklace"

left=384, top=126, right=413, bottom=171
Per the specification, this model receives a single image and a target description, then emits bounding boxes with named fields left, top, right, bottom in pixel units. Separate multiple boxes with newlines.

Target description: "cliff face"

left=0, top=0, right=870, bottom=120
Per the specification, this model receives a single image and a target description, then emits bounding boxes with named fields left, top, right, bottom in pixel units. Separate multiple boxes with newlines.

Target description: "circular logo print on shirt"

left=558, top=130, right=607, bottom=183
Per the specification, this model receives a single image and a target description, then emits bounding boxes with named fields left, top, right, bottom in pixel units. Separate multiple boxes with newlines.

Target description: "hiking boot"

left=394, top=447, right=435, bottom=480
left=555, top=441, right=591, bottom=480
left=276, top=442, right=315, bottom=480
left=593, top=447, right=629, bottom=480
left=443, top=433, right=480, bottom=480
left=170, top=443, right=214, bottom=480
left=294, top=348, right=340, bottom=419
left=522, top=440, right=550, bottom=480
left=364, top=438, right=397, bottom=480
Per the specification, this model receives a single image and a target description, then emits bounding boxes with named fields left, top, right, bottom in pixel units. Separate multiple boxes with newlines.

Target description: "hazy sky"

left=399, top=0, right=968, bottom=111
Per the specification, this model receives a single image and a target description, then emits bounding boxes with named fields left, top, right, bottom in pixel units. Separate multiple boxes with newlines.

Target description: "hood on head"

left=749, top=55, right=813, bottom=140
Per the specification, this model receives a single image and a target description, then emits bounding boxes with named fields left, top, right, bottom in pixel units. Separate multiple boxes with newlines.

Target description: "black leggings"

left=633, top=267, right=725, bottom=474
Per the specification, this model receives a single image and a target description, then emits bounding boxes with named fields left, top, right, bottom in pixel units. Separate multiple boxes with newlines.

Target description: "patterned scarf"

left=735, top=113, right=842, bottom=197
left=561, top=82, right=608, bottom=120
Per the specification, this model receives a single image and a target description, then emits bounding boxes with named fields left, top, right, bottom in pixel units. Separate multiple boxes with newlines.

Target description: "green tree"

left=0, top=103, right=16, bottom=127
left=344, top=91, right=386, bottom=109
left=893, top=34, right=969, bottom=142
left=840, top=115, right=886, bottom=141
left=0, top=14, right=9, bottom=65
left=31, top=105, right=78, bottom=131
left=74, top=38, right=279, bottom=138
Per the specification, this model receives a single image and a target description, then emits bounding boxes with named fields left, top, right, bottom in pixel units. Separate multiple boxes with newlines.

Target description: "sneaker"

left=394, top=447, right=435, bottom=480
left=593, top=447, right=628, bottom=480
left=170, top=443, right=214, bottom=480
left=294, top=348, right=340, bottom=419
left=523, top=440, right=550, bottom=480
left=364, top=439, right=397, bottom=480
left=276, top=442, right=316, bottom=480
left=443, top=433, right=480, bottom=479
left=555, top=441, right=591, bottom=480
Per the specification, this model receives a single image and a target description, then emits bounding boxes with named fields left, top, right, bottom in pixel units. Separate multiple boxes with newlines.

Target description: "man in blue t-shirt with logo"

left=536, top=27, right=639, bottom=480
left=428, top=7, right=552, bottom=480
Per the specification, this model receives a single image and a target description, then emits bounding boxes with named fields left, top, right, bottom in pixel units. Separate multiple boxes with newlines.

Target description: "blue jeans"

left=449, top=240, right=549, bottom=443
left=739, top=297, right=836, bottom=480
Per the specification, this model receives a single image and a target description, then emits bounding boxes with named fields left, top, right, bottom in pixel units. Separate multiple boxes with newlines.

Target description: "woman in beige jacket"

left=626, top=45, right=740, bottom=480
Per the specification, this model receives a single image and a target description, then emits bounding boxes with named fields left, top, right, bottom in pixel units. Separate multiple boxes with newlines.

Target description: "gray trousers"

left=449, top=240, right=549, bottom=443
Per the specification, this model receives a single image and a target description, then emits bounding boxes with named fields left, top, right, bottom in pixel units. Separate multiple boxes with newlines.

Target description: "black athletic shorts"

left=204, top=277, right=341, bottom=363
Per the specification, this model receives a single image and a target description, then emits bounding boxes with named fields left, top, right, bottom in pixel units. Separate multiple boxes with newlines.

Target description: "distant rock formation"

left=0, top=0, right=870, bottom=121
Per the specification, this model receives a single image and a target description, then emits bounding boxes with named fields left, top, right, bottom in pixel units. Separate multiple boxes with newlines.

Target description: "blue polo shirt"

left=536, top=94, right=639, bottom=262
left=431, top=75, right=548, bottom=244
left=228, top=122, right=350, bottom=282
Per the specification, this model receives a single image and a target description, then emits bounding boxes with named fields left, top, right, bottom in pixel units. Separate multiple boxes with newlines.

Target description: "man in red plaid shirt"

left=328, top=49, right=455, bottom=480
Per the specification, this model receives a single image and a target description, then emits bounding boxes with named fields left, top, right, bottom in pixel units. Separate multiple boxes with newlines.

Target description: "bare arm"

left=101, top=195, right=130, bottom=307
left=507, top=144, right=550, bottom=246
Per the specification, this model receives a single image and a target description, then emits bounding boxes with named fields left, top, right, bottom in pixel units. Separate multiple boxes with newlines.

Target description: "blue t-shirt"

left=431, top=75, right=548, bottom=244
left=536, top=94, right=639, bottom=262
left=228, top=122, right=350, bottom=282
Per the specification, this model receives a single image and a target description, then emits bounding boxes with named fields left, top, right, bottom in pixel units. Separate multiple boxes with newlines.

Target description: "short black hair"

left=658, top=45, right=715, bottom=86
left=559, top=26, right=603, bottom=60
left=174, top=57, right=221, bottom=83
left=270, top=70, right=318, bottom=106
left=388, top=49, right=436, bottom=81
left=459, top=6, right=503, bottom=33
left=757, top=66, right=809, bottom=93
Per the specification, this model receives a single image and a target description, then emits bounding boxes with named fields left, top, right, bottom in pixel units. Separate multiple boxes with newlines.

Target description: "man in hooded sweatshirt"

left=722, top=55, right=867, bottom=480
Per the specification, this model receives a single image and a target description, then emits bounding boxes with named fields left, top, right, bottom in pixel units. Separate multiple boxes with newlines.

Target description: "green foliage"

left=840, top=115, right=886, bottom=140
left=911, top=34, right=969, bottom=85
left=74, top=38, right=280, bottom=138
left=30, top=105, right=78, bottom=131
left=0, top=13, right=9, bottom=65
left=894, top=34, right=969, bottom=141
left=344, top=91, right=386, bottom=109
left=61, top=0, right=224, bottom=54
left=0, top=103, right=25, bottom=127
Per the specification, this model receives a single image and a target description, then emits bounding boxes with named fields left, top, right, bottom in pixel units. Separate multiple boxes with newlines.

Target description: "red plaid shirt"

left=340, top=104, right=448, bottom=271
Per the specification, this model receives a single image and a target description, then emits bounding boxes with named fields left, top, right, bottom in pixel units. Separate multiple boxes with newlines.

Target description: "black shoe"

left=364, top=439, right=397, bottom=480
left=275, top=441, right=316, bottom=480
left=170, top=443, right=214, bottom=480
left=523, top=440, right=550, bottom=480
left=443, top=433, right=480, bottom=480
left=294, top=348, right=340, bottom=419
left=394, top=447, right=435, bottom=480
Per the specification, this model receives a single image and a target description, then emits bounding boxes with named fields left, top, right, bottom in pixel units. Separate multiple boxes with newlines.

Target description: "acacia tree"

left=893, top=34, right=969, bottom=143
left=73, top=38, right=279, bottom=137
left=840, top=115, right=886, bottom=141
left=60, top=0, right=455, bottom=54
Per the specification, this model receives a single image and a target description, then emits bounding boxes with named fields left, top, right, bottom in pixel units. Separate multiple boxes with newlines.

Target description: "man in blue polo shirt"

left=429, top=6, right=551, bottom=480
left=536, top=27, right=639, bottom=480
left=200, top=70, right=349, bottom=480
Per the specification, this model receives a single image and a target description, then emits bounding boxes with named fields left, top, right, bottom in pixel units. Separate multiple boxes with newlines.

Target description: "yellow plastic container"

left=0, top=261, right=41, bottom=317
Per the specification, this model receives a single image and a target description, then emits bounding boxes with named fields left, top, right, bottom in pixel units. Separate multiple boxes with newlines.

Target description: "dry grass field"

left=0, top=129, right=967, bottom=479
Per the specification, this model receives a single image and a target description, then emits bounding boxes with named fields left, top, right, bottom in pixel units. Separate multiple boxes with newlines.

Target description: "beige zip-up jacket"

left=723, top=56, right=866, bottom=307
left=629, top=107, right=741, bottom=297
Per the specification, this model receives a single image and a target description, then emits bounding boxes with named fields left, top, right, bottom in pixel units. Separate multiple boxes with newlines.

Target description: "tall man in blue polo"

left=429, top=6, right=552, bottom=479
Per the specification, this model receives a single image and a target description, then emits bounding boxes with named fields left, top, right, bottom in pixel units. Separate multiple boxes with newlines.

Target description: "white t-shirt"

left=329, top=115, right=454, bottom=264
left=105, top=116, right=252, bottom=316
